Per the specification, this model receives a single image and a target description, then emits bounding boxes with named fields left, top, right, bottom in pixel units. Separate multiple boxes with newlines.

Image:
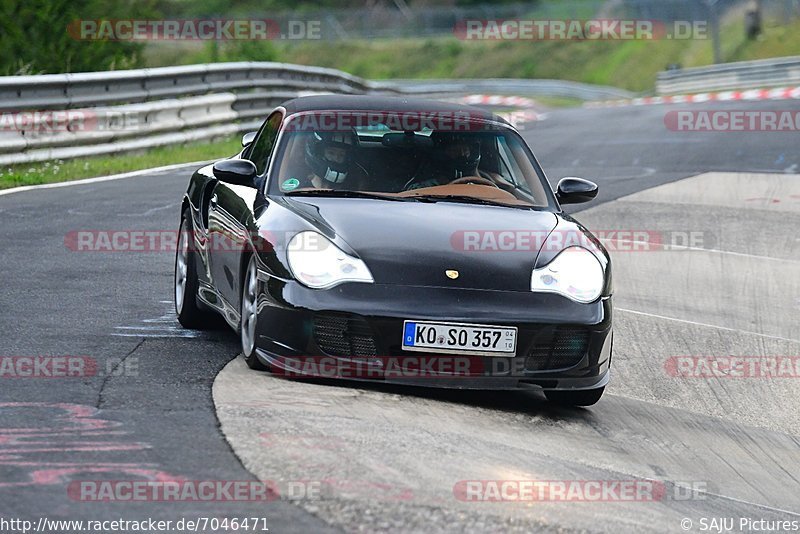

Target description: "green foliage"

left=219, top=40, right=279, bottom=62
left=162, top=0, right=532, bottom=15
left=6, top=0, right=800, bottom=91
left=186, top=14, right=798, bottom=93
left=0, top=0, right=159, bottom=74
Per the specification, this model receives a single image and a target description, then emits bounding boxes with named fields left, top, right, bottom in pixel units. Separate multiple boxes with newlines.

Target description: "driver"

left=406, top=132, right=481, bottom=190
left=300, top=130, right=365, bottom=189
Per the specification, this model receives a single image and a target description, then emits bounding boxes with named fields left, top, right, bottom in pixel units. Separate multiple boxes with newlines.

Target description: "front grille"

left=524, top=326, right=590, bottom=371
left=313, top=313, right=378, bottom=357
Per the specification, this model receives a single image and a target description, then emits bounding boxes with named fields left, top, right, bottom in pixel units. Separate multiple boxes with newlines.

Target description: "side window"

left=249, top=113, right=282, bottom=175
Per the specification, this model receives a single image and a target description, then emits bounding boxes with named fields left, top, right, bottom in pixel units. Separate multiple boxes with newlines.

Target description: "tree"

left=0, top=0, right=159, bottom=74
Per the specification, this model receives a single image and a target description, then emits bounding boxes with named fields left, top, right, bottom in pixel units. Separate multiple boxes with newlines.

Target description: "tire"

left=544, top=387, right=605, bottom=407
left=240, top=254, right=269, bottom=370
left=174, top=210, right=218, bottom=329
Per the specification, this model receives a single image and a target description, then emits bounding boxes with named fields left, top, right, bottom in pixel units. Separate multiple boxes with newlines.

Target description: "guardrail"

left=656, top=56, right=800, bottom=95
left=0, top=62, right=384, bottom=165
left=375, top=79, right=634, bottom=101
left=0, top=62, right=372, bottom=111
left=0, top=62, right=627, bottom=166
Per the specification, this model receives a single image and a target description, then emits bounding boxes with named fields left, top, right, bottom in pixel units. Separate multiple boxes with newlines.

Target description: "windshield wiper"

left=284, top=189, right=411, bottom=202
left=405, top=194, right=535, bottom=209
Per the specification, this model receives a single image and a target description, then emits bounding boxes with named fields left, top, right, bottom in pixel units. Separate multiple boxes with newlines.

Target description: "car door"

left=207, top=111, right=282, bottom=312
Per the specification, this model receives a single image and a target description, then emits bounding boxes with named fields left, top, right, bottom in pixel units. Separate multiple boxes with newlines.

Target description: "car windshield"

left=267, top=110, right=555, bottom=209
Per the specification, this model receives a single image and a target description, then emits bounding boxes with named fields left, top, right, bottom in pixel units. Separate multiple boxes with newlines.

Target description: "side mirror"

left=242, top=131, right=257, bottom=147
left=213, top=159, right=258, bottom=187
left=556, top=177, right=598, bottom=205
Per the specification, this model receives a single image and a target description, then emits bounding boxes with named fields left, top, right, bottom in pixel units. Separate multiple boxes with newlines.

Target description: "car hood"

left=284, top=197, right=559, bottom=291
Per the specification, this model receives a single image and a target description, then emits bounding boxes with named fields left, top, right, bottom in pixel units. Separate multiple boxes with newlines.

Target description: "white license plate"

left=402, top=321, right=517, bottom=356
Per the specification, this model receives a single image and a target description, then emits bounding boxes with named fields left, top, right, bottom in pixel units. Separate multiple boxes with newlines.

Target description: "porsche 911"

left=174, top=95, right=613, bottom=406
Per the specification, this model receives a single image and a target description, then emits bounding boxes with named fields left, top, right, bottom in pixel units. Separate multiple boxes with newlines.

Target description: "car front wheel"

left=175, top=211, right=217, bottom=329
left=240, top=254, right=269, bottom=370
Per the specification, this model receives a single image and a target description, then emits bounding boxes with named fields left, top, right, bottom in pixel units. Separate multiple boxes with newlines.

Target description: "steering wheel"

left=450, top=176, right=499, bottom=188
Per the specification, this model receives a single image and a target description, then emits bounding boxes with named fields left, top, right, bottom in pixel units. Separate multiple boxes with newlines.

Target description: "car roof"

left=279, top=95, right=511, bottom=127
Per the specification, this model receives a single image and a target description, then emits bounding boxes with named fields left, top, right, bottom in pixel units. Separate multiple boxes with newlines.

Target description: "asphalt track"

left=1, top=97, right=799, bottom=533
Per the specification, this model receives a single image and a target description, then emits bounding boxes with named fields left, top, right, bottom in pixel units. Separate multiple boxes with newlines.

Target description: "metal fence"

left=2, top=53, right=796, bottom=166
left=656, top=55, right=800, bottom=93
left=0, top=62, right=376, bottom=166
left=0, top=62, right=631, bottom=166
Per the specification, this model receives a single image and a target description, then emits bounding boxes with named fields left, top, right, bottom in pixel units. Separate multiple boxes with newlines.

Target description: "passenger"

left=406, top=132, right=481, bottom=190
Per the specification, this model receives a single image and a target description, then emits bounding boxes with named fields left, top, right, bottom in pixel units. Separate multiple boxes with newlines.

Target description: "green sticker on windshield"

left=282, top=178, right=300, bottom=191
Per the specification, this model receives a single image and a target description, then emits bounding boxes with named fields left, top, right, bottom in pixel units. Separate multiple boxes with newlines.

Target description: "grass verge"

left=143, top=15, right=800, bottom=93
left=0, top=136, right=240, bottom=190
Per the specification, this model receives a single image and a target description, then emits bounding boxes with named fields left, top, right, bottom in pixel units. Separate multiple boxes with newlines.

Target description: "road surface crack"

left=96, top=338, right=145, bottom=409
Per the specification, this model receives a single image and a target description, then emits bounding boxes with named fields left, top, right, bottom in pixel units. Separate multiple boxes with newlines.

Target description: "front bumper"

left=253, top=278, right=613, bottom=391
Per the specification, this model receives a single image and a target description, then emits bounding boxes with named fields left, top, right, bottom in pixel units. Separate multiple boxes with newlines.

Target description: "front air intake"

left=524, top=326, right=590, bottom=371
left=313, top=313, right=378, bottom=358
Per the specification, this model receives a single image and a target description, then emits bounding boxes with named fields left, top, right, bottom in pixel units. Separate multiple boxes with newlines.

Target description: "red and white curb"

left=460, top=94, right=539, bottom=108
left=498, top=109, right=545, bottom=127
left=585, top=86, right=800, bottom=108
left=456, top=94, right=546, bottom=127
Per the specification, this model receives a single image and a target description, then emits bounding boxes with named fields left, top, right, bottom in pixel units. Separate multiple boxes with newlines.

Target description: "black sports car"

left=175, top=95, right=612, bottom=406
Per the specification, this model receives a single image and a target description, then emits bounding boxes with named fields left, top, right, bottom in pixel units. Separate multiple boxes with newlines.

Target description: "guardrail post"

left=707, top=0, right=723, bottom=64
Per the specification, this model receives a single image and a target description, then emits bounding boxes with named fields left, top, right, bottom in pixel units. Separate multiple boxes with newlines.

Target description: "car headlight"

left=287, top=231, right=373, bottom=289
left=530, top=246, right=604, bottom=303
